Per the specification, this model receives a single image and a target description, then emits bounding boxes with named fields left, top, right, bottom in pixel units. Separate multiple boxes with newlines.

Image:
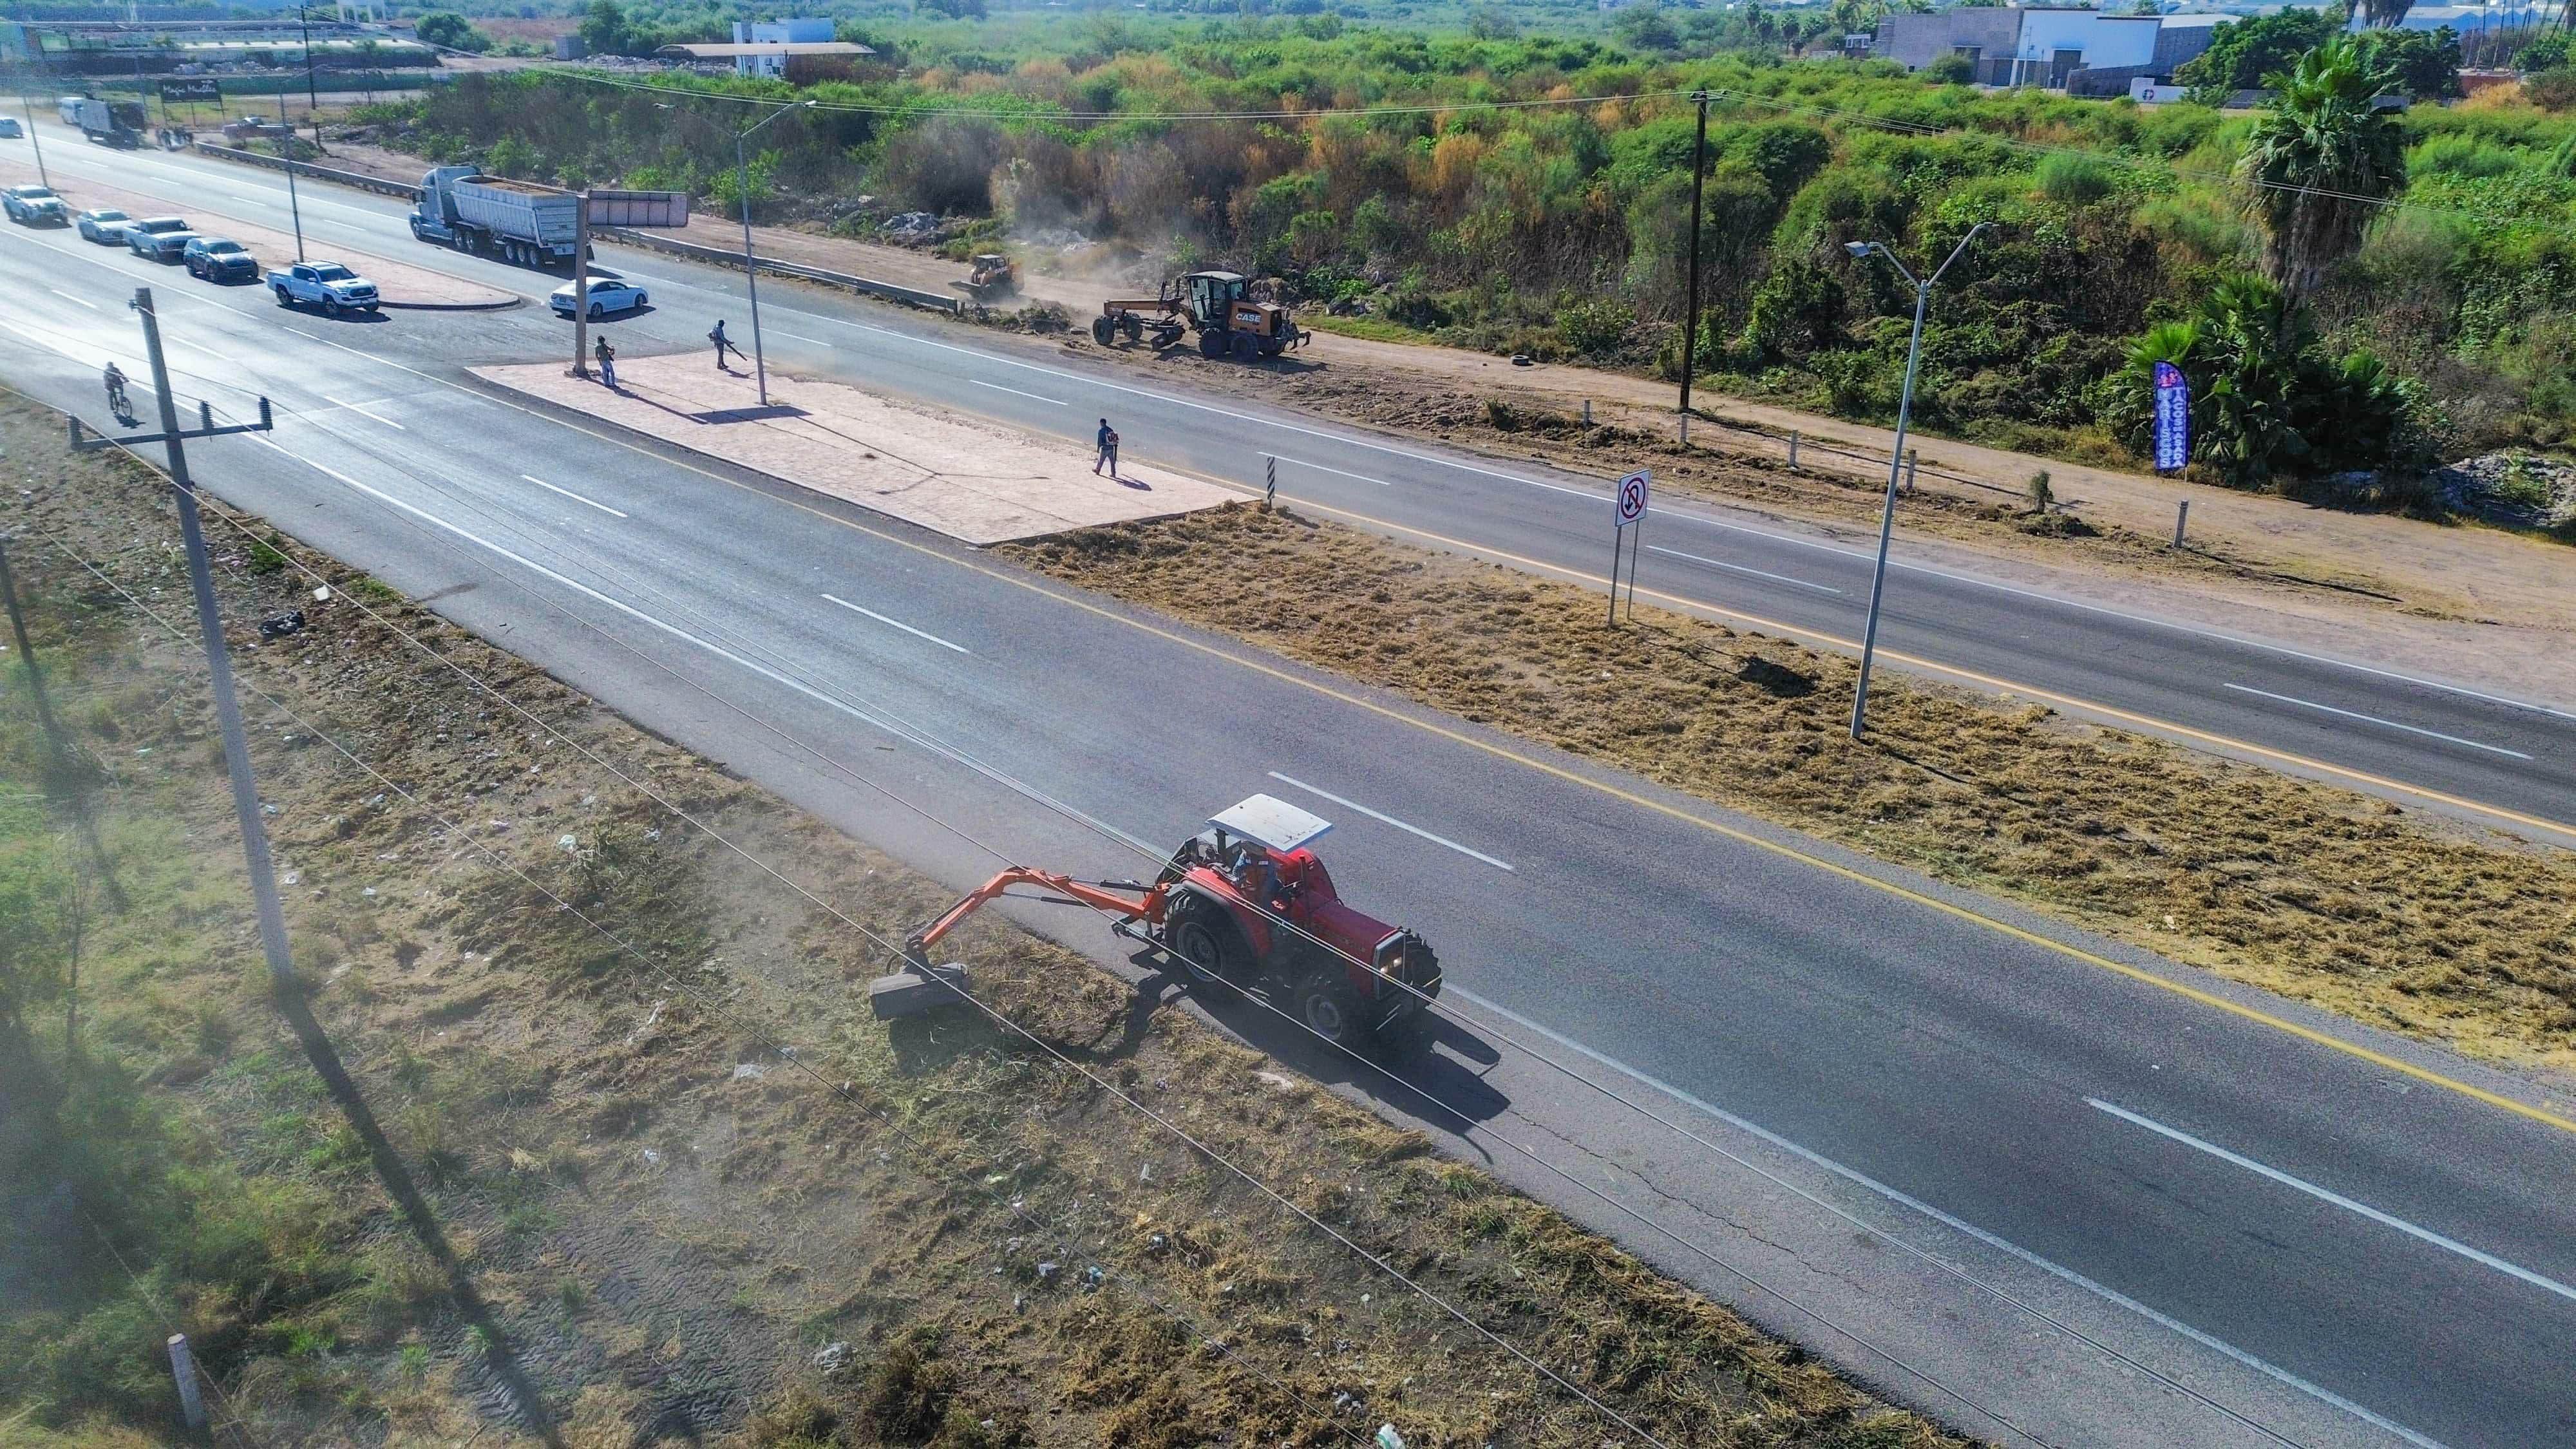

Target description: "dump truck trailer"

left=409, top=166, right=582, bottom=268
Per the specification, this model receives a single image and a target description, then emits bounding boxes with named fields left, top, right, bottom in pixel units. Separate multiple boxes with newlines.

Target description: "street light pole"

left=732, top=100, right=813, bottom=408
left=1677, top=88, right=1709, bottom=420
left=1841, top=222, right=1987, bottom=741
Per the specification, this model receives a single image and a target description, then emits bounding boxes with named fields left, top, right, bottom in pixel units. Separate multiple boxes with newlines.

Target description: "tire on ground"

left=1291, top=972, right=1368, bottom=1049
left=1161, top=893, right=1245, bottom=983
left=1198, top=328, right=1226, bottom=360
left=1092, top=315, right=1117, bottom=347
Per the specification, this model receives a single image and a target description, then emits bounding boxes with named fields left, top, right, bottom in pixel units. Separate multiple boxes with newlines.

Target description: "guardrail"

left=594, top=225, right=962, bottom=316
left=191, top=141, right=424, bottom=202
left=189, top=144, right=962, bottom=316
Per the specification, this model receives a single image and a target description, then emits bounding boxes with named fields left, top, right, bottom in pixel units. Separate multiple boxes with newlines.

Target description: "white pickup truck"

left=265, top=260, right=381, bottom=315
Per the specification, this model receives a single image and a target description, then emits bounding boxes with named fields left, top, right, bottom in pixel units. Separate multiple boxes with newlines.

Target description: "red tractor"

left=870, top=795, right=1441, bottom=1053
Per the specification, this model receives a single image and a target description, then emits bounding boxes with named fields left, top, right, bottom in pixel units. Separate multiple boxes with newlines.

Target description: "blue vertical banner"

left=2152, top=361, right=2191, bottom=473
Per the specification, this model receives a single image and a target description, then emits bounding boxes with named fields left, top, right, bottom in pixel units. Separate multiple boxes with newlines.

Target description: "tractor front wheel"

left=1121, top=313, right=1144, bottom=345
left=1198, top=328, right=1226, bottom=361
left=1091, top=315, right=1117, bottom=347
left=1291, top=975, right=1367, bottom=1049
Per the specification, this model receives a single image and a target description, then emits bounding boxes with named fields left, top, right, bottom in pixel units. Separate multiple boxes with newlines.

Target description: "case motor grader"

left=869, top=795, right=1440, bottom=1053
left=1092, top=270, right=1310, bottom=362
left=950, top=252, right=1019, bottom=303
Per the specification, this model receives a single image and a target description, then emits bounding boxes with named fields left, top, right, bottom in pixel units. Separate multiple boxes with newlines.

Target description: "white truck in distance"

left=410, top=167, right=580, bottom=269
left=267, top=261, right=381, bottom=315
left=58, top=96, right=147, bottom=148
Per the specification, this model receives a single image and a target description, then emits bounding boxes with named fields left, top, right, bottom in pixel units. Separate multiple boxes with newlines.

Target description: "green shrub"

left=1924, top=52, right=1975, bottom=86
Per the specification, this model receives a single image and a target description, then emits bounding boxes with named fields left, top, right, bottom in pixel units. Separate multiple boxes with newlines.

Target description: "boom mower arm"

left=904, top=867, right=1162, bottom=959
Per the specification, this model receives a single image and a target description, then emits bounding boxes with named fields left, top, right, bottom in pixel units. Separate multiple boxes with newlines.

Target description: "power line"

left=93, top=370, right=2288, bottom=1446
left=33, top=424, right=1687, bottom=1449
left=29, top=518, right=1379, bottom=1449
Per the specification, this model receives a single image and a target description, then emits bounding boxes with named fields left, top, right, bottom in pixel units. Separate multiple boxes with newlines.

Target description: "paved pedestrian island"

left=474, top=352, right=1235, bottom=544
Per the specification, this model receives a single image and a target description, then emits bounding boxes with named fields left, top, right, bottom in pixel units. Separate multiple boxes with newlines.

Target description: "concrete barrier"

left=596, top=225, right=962, bottom=316
left=189, top=144, right=961, bottom=317
left=191, top=141, right=424, bottom=202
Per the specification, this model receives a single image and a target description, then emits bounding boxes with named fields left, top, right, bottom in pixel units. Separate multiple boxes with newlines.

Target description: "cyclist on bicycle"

left=102, top=363, right=130, bottom=417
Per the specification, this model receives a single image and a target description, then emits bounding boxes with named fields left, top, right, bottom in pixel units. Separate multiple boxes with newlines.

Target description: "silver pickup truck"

left=265, top=261, right=382, bottom=316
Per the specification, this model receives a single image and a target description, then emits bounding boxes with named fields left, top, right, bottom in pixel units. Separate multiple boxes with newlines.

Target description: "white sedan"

left=549, top=277, right=648, bottom=319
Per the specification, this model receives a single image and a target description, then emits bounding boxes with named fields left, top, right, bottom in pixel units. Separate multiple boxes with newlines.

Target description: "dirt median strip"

left=0, top=155, right=519, bottom=310
left=1, top=393, right=1974, bottom=1446
left=1001, top=504, right=2576, bottom=1076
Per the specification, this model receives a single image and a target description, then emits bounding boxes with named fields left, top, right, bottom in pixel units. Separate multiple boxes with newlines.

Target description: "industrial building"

left=1872, top=7, right=2226, bottom=94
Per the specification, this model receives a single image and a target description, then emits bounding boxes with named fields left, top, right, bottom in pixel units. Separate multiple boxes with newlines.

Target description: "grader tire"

left=1091, top=315, right=1117, bottom=347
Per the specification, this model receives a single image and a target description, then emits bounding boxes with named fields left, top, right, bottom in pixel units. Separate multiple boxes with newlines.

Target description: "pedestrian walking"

left=1094, top=417, right=1119, bottom=477
left=592, top=334, right=617, bottom=390
left=710, top=319, right=746, bottom=372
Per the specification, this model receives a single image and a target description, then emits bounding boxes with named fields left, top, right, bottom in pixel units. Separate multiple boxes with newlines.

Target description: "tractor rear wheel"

left=1092, top=316, right=1117, bottom=347
left=1198, top=328, right=1226, bottom=361
left=1230, top=332, right=1262, bottom=364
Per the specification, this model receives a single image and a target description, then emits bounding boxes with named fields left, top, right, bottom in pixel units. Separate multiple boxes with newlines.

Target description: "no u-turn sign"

left=1614, top=469, right=1649, bottom=527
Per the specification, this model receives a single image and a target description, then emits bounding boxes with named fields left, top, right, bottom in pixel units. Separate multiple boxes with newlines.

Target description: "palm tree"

left=2238, top=36, right=2408, bottom=303
left=2358, top=0, right=2417, bottom=26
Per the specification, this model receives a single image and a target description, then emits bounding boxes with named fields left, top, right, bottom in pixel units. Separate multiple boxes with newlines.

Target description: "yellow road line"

left=195, top=350, right=2576, bottom=1138
left=1261, top=487, right=2576, bottom=849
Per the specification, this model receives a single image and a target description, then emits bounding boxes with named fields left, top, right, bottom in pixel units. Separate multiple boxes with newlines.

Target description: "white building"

left=2344, top=3, right=2553, bottom=34
left=730, top=17, right=833, bottom=77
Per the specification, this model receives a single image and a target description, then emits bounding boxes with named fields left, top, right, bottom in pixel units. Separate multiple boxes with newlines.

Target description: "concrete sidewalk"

left=475, top=351, right=1234, bottom=544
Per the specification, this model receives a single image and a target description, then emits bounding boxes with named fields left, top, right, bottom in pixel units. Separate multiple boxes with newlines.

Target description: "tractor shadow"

left=1118, top=947, right=1515, bottom=1150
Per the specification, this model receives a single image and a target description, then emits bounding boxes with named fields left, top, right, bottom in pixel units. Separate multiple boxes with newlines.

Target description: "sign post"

left=1610, top=468, right=1649, bottom=627
left=2152, top=361, right=2190, bottom=475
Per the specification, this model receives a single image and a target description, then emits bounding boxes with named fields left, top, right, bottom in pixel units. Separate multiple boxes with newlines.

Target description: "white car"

left=549, top=276, right=647, bottom=318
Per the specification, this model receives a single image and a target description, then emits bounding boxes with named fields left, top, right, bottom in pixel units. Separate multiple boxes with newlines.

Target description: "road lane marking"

left=2090, top=1099, right=2576, bottom=1307
left=1459, top=990, right=2451, bottom=1449
left=247, top=318, right=2576, bottom=1138
left=766, top=330, right=833, bottom=346
left=521, top=474, right=627, bottom=518
left=48, top=288, right=98, bottom=309
left=1645, top=544, right=1842, bottom=595
left=1275, top=454, right=1392, bottom=487
left=321, top=395, right=404, bottom=430
left=820, top=593, right=971, bottom=654
left=1248, top=486, right=2576, bottom=847
left=175, top=421, right=2546, bottom=1443
left=1266, top=771, right=1513, bottom=870
left=971, top=379, right=1063, bottom=406
left=829, top=311, right=2574, bottom=724
left=2219, top=683, right=2533, bottom=761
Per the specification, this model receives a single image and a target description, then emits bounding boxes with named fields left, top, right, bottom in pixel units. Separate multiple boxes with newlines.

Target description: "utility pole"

left=75, top=289, right=296, bottom=992
left=299, top=3, right=322, bottom=144
left=274, top=92, right=307, bottom=261
left=731, top=100, right=815, bottom=408
left=1677, top=88, right=1710, bottom=420
left=569, top=191, right=591, bottom=378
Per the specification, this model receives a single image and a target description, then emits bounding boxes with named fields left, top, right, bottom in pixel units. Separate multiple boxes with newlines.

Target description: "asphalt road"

left=6, top=137, right=2575, bottom=1449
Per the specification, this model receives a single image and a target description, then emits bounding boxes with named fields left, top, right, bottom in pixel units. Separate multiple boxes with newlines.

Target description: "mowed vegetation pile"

left=370, top=14, right=2576, bottom=495
left=1005, top=504, right=2576, bottom=1070
left=0, top=399, right=1964, bottom=1448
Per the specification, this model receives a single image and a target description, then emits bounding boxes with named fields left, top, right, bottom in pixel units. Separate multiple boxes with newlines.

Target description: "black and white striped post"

left=1265, top=455, right=1276, bottom=509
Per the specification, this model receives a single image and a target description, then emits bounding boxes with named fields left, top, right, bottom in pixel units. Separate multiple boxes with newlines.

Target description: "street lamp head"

left=1843, top=241, right=1873, bottom=260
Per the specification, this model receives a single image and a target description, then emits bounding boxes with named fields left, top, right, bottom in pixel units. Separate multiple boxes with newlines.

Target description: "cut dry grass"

left=3, top=395, right=1970, bottom=1446
left=1003, top=503, right=2576, bottom=1073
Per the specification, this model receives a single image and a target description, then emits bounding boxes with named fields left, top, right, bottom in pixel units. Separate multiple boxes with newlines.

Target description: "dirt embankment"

left=0, top=397, right=1966, bottom=1448
left=1005, top=504, right=2576, bottom=1075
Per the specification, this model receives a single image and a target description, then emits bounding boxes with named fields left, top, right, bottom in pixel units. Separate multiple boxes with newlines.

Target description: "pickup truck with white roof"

left=265, top=261, right=381, bottom=315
